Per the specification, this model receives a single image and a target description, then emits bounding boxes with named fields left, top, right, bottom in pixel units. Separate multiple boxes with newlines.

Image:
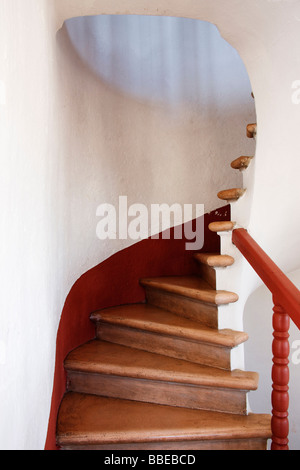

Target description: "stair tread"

left=194, top=253, right=235, bottom=267
left=65, top=340, right=258, bottom=390
left=57, top=393, right=272, bottom=446
left=91, top=304, right=248, bottom=348
left=140, top=275, right=239, bottom=305
left=217, top=188, right=246, bottom=202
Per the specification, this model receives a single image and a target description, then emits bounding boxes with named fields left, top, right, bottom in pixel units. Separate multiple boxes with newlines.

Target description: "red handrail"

left=232, top=228, right=300, bottom=451
left=232, top=228, right=300, bottom=330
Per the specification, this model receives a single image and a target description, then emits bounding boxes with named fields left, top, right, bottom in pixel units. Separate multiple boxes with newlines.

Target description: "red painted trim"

left=271, top=300, right=290, bottom=450
left=44, top=206, right=230, bottom=450
left=232, top=227, right=300, bottom=450
left=232, top=228, right=300, bottom=330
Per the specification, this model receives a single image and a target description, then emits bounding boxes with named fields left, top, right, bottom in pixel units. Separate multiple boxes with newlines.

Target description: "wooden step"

left=217, top=188, right=246, bottom=202
left=194, top=253, right=235, bottom=268
left=91, top=304, right=248, bottom=370
left=140, top=276, right=239, bottom=306
left=247, top=123, right=257, bottom=138
left=231, top=156, right=253, bottom=171
left=65, top=340, right=258, bottom=414
left=208, top=221, right=235, bottom=233
left=139, top=276, right=238, bottom=329
left=57, top=393, right=272, bottom=450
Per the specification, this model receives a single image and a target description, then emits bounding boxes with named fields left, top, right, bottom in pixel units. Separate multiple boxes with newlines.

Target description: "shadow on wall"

left=45, top=206, right=230, bottom=450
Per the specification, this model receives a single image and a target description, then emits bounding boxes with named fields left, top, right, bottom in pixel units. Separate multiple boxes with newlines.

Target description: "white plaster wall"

left=59, top=13, right=254, bottom=265
left=55, top=1, right=300, bottom=274
left=0, top=0, right=254, bottom=450
left=55, top=1, right=300, bottom=300
left=2, top=0, right=300, bottom=451
left=0, top=0, right=63, bottom=449
left=54, top=0, right=300, bottom=451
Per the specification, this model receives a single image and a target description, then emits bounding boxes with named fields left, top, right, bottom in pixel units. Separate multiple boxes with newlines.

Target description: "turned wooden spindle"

left=232, top=228, right=300, bottom=450
left=271, top=298, right=290, bottom=450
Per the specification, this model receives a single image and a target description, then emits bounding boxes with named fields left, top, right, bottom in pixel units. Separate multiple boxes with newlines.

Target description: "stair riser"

left=61, top=438, right=268, bottom=451
left=145, top=288, right=219, bottom=329
left=96, top=323, right=231, bottom=370
left=196, top=263, right=216, bottom=289
left=67, top=371, right=248, bottom=415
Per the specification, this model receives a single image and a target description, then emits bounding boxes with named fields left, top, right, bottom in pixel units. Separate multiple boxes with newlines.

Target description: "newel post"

left=271, top=297, right=290, bottom=450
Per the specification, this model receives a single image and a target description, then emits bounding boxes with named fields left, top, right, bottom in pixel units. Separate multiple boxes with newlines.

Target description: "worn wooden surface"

left=140, top=276, right=239, bottom=305
left=57, top=393, right=271, bottom=449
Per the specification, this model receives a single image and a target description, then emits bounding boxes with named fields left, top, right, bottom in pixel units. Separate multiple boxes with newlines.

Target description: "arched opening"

left=56, top=14, right=256, bottom=239
left=65, top=15, right=254, bottom=109
left=46, top=14, right=257, bottom=450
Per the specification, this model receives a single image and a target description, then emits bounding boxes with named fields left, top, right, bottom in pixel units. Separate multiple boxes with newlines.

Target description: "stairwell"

left=56, top=120, right=271, bottom=450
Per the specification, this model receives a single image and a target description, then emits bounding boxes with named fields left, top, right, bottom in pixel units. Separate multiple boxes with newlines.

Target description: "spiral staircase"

left=56, top=121, right=272, bottom=450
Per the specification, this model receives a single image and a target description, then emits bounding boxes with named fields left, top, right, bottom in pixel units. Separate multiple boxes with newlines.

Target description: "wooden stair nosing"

left=208, top=221, right=236, bottom=233
left=64, top=340, right=259, bottom=392
left=217, top=188, right=246, bottom=202
left=231, top=156, right=253, bottom=171
left=57, top=393, right=272, bottom=447
left=139, top=276, right=239, bottom=306
left=91, top=304, right=248, bottom=349
left=194, top=253, right=235, bottom=268
left=247, top=123, right=257, bottom=138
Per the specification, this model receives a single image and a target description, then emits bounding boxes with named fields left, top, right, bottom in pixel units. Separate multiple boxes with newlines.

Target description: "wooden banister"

left=232, top=228, right=300, bottom=330
left=232, top=228, right=300, bottom=451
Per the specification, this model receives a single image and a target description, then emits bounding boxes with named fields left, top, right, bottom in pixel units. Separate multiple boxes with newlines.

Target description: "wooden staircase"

left=56, top=119, right=272, bottom=450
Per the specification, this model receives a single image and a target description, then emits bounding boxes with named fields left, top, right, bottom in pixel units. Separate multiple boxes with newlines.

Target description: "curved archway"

left=59, top=13, right=255, bottom=221
left=54, top=1, right=300, bottom=275
left=46, top=12, right=255, bottom=449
